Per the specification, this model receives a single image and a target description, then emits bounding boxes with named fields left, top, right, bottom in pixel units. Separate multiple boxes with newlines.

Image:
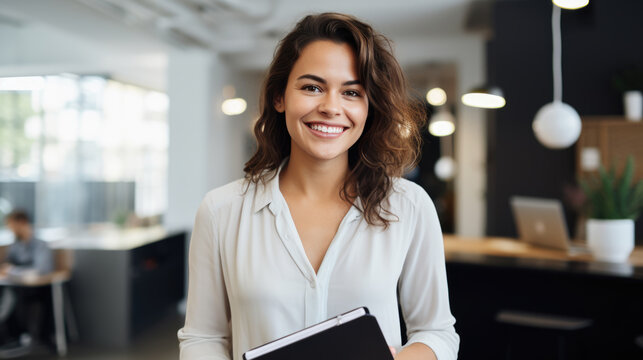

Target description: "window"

left=0, top=75, right=168, bottom=228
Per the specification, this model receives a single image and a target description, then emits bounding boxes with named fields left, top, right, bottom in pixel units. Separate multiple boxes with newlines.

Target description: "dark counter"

left=445, top=238, right=643, bottom=359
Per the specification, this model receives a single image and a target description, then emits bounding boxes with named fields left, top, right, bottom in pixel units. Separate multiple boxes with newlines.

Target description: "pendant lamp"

left=428, top=109, right=456, bottom=137
left=552, top=0, right=589, bottom=10
left=435, top=156, right=456, bottom=181
left=461, top=86, right=506, bottom=109
left=532, top=4, right=581, bottom=149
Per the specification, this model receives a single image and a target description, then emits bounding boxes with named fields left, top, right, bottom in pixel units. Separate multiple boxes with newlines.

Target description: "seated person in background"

left=1, top=210, right=53, bottom=280
left=0, top=209, right=54, bottom=355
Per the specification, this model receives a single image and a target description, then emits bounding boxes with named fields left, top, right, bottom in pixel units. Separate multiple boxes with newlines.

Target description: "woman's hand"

left=389, top=343, right=437, bottom=360
left=389, top=346, right=397, bottom=358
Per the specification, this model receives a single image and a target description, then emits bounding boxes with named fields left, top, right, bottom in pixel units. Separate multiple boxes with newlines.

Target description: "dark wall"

left=486, top=0, right=643, bottom=239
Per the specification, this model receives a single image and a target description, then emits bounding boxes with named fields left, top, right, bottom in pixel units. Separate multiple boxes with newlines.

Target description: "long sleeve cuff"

left=178, top=328, right=231, bottom=360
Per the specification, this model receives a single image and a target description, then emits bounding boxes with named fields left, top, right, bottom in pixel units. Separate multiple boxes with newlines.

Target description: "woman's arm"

left=178, top=198, right=232, bottom=360
left=397, top=184, right=459, bottom=360
left=395, top=342, right=437, bottom=360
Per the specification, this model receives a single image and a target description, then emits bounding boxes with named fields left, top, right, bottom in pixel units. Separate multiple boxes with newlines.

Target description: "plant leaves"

left=582, top=156, right=641, bottom=220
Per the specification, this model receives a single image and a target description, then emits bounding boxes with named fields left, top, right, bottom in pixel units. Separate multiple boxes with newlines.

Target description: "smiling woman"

left=178, top=12, right=459, bottom=360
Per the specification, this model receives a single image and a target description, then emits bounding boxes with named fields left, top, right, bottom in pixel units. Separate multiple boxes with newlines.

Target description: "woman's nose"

left=318, top=93, right=341, bottom=117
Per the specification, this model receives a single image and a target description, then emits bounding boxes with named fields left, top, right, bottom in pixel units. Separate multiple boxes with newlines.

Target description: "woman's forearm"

left=395, top=343, right=437, bottom=360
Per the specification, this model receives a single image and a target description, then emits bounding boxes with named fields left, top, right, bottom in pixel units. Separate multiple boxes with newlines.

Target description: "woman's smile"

left=304, top=122, right=348, bottom=137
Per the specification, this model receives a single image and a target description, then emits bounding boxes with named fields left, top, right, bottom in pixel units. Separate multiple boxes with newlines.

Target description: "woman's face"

left=275, top=40, right=369, bottom=164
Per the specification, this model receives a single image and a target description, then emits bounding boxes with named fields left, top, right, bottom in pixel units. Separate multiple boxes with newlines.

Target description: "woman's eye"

left=343, top=90, right=361, bottom=97
left=302, top=85, right=321, bottom=93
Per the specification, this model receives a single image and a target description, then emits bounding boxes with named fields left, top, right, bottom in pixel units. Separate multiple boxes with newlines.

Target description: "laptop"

left=510, top=196, right=588, bottom=254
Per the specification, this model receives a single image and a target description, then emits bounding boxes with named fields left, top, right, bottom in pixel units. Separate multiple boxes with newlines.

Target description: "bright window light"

left=0, top=77, right=45, bottom=91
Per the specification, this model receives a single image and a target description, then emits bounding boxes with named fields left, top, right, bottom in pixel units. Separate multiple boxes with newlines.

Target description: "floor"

left=24, top=311, right=184, bottom=360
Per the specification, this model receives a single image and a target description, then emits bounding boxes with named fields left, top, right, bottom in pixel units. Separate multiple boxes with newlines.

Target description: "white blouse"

left=177, top=167, right=459, bottom=360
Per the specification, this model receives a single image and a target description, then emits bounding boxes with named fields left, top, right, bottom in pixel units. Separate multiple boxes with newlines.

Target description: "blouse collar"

left=252, top=158, right=361, bottom=222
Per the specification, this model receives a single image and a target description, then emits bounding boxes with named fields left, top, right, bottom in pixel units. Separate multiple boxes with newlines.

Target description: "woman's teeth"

left=309, top=124, right=344, bottom=134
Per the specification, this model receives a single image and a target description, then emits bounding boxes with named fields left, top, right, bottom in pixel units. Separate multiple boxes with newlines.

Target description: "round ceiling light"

left=222, top=98, right=247, bottom=116
left=426, top=87, right=447, bottom=106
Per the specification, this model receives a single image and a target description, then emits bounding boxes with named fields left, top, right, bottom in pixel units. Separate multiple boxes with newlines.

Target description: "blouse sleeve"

left=178, top=198, right=232, bottom=360
left=397, top=188, right=459, bottom=360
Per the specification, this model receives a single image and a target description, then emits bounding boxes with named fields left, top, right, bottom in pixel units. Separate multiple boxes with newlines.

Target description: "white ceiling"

left=0, top=0, right=481, bottom=58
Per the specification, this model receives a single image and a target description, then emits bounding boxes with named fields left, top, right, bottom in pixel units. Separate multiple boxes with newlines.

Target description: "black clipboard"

left=242, top=307, right=394, bottom=360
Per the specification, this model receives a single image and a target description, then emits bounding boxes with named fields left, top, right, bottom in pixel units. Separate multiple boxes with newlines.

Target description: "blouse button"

left=310, top=281, right=316, bottom=289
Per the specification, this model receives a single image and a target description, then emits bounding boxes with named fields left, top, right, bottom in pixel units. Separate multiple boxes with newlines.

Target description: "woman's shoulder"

left=390, top=177, right=433, bottom=208
left=201, top=178, right=254, bottom=213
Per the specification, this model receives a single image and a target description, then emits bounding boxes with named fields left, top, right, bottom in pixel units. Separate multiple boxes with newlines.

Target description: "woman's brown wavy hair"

left=244, top=12, right=425, bottom=227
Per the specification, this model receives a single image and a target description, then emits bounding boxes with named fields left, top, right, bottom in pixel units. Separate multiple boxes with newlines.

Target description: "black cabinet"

left=69, top=231, right=186, bottom=348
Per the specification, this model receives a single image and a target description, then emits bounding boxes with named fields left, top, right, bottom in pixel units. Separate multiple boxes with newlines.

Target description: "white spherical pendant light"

left=533, top=5, right=582, bottom=149
left=435, top=156, right=457, bottom=181
left=532, top=101, right=581, bottom=149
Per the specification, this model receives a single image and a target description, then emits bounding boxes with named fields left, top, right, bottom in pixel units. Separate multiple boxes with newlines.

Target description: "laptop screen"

left=510, top=196, right=571, bottom=251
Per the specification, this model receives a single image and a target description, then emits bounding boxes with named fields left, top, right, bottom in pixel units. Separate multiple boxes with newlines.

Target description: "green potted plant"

left=612, top=66, right=643, bottom=121
left=581, top=156, right=643, bottom=262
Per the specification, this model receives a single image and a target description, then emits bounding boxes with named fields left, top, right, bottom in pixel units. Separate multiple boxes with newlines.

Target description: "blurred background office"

left=0, top=0, right=642, bottom=359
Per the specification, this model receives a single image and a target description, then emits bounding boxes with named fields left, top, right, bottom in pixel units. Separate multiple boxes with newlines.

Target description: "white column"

left=166, top=49, right=215, bottom=230
left=454, top=39, right=486, bottom=237
left=166, top=50, right=248, bottom=230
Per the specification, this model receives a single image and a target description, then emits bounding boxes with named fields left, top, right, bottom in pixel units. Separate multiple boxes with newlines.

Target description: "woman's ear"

left=274, top=96, right=285, bottom=113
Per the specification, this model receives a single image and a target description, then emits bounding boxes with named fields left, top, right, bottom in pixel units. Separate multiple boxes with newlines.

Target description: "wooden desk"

left=443, top=235, right=643, bottom=359
left=444, top=235, right=643, bottom=263
left=444, top=235, right=643, bottom=279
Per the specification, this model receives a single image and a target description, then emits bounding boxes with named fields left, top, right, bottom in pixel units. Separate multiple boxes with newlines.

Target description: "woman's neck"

left=279, top=151, right=350, bottom=202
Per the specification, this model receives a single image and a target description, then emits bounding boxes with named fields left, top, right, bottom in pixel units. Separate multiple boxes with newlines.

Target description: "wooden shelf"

left=577, top=116, right=643, bottom=181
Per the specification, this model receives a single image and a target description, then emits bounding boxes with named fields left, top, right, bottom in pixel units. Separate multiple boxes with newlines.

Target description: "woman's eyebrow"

left=296, top=74, right=361, bottom=86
